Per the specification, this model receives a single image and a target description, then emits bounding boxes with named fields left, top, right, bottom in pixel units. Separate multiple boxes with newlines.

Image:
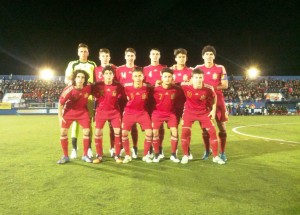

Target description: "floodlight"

left=39, top=68, right=54, bottom=80
left=247, top=67, right=260, bottom=79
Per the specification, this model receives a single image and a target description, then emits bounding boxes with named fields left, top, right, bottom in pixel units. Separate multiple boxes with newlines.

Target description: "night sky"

left=1, top=0, right=299, bottom=76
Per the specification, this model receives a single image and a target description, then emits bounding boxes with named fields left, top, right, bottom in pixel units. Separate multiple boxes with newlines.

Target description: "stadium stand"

left=0, top=75, right=299, bottom=115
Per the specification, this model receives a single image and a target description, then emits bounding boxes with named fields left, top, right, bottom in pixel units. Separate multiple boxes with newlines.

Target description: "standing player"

left=57, top=70, right=92, bottom=164
left=94, top=48, right=117, bottom=82
left=92, top=66, right=124, bottom=164
left=65, top=43, right=96, bottom=159
left=143, top=48, right=167, bottom=85
left=151, top=68, right=180, bottom=163
left=171, top=48, right=193, bottom=159
left=180, top=68, right=225, bottom=165
left=194, top=45, right=229, bottom=161
left=121, top=67, right=153, bottom=164
left=171, top=48, right=192, bottom=84
left=143, top=48, right=167, bottom=158
left=94, top=48, right=117, bottom=157
left=115, top=48, right=139, bottom=158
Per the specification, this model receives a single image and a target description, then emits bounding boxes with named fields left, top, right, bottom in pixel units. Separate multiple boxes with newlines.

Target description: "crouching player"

left=151, top=68, right=180, bottom=163
left=180, top=68, right=225, bottom=165
left=92, top=66, right=124, bottom=164
left=122, top=67, right=153, bottom=163
left=57, top=70, right=92, bottom=164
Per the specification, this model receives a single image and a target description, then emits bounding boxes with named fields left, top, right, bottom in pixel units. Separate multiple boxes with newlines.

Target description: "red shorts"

left=216, top=94, right=229, bottom=122
left=122, top=111, right=152, bottom=130
left=182, top=110, right=214, bottom=128
left=62, top=109, right=90, bottom=129
left=152, top=111, right=178, bottom=129
left=95, top=109, right=121, bottom=129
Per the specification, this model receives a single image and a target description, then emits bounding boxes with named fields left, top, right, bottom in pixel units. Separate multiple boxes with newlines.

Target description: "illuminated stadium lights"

left=247, top=67, right=260, bottom=79
left=39, top=68, right=54, bottom=80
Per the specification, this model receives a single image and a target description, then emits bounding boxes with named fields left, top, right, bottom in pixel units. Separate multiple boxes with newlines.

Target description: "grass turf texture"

left=0, top=115, right=299, bottom=215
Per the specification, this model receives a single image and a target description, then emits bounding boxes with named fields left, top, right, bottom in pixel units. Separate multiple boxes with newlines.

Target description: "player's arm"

left=91, top=82, right=101, bottom=98
left=58, top=104, right=65, bottom=125
left=216, top=66, right=228, bottom=90
left=64, top=62, right=74, bottom=85
left=58, top=86, right=72, bottom=124
left=208, top=90, right=217, bottom=119
left=90, top=62, right=97, bottom=83
left=118, top=84, right=127, bottom=104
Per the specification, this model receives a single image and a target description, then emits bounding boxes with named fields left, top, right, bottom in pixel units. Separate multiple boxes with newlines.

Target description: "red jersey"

left=124, top=83, right=150, bottom=113
left=195, top=64, right=227, bottom=95
left=181, top=83, right=215, bottom=115
left=152, top=85, right=179, bottom=114
left=115, top=65, right=136, bottom=86
left=92, top=81, right=124, bottom=111
left=94, top=64, right=117, bottom=82
left=143, top=64, right=167, bottom=86
left=171, top=65, right=192, bottom=84
left=59, top=84, right=92, bottom=115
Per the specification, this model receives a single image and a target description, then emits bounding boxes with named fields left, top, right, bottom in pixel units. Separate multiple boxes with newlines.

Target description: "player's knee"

left=60, top=134, right=67, bottom=140
left=114, top=128, right=120, bottom=135
left=95, top=134, right=102, bottom=139
left=202, top=129, right=209, bottom=138
left=95, top=129, right=103, bottom=136
left=145, top=129, right=152, bottom=137
left=145, top=135, right=152, bottom=141
left=181, top=127, right=191, bottom=139
left=60, top=128, right=68, bottom=136
left=153, top=129, right=159, bottom=137
left=170, top=128, right=177, bottom=137
left=219, top=131, right=227, bottom=138
left=122, top=130, right=129, bottom=139
left=82, top=128, right=90, bottom=136
left=171, top=135, right=178, bottom=141
left=205, top=126, right=217, bottom=136
left=153, top=134, right=159, bottom=141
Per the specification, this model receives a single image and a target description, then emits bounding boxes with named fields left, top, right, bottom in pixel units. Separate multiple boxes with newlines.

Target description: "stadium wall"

left=0, top=108, right=58, bottom=115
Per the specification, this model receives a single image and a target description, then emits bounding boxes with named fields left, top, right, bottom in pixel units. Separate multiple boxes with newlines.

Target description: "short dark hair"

left=161, top=67, right=173, bottom=75
left=202, top=45, right=216, bottom=56
left=72, top=70, right=89, bottom=86
left=102, top=65, right=115, bottom=75
left=132, top=67, right=143, bottom=74
left=99, top=48, right=110, bottom=54
left=78, top=43, right=88, bottom=49
left=125, top=48, right=136, bottom=55
left=150, top=48, right=160, bottom=53
left=174, top=48, right=187, bottom=57
left=192, top=68, right=204, bottom=76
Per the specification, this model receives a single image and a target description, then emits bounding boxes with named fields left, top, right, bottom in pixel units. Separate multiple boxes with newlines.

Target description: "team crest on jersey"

left=130, top=93, right=134, bottom=99
left=213, top=73, right=218, bottom=80
left=112, top=91, right=117, bottom=96
left=84, top=93, right=89, bottom=98
left=142, top=93, right=147, bottom=100
left=200, top=95, right=206, bottom=100
left=171, top=93, right=175, bottom=100
left=187, top=91, right=193, bottom=98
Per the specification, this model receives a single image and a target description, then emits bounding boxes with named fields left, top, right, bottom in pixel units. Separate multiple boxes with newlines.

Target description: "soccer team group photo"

left=57, top=44, right=229, bottom=165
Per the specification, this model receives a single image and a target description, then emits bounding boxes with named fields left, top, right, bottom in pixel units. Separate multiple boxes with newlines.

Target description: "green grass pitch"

left=0, top=115, right=299, bottom=215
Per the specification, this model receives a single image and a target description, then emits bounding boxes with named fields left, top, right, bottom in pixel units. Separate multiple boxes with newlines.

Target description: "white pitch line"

left=232, top=123, right=300, bottom=144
